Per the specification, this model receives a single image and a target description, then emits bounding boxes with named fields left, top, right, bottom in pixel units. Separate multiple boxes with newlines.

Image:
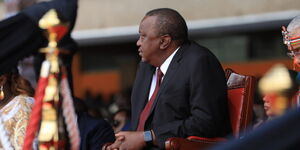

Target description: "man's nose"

left=136, top=38, right=141, bottom=46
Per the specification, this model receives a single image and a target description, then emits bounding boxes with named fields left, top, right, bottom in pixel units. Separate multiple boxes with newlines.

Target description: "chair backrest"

left=225, top=68, right=255, bottom=137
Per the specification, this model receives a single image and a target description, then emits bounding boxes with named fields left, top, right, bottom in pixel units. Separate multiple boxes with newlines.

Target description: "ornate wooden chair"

left=165, top=68, right=256, bottom=150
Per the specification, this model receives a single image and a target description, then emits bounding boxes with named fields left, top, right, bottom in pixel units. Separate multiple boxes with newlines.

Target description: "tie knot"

left=157, top=68, right=164, bottom=79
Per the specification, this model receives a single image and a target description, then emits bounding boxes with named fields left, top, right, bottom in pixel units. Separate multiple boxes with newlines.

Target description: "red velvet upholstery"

left=165, top=68, right=255, bottom=150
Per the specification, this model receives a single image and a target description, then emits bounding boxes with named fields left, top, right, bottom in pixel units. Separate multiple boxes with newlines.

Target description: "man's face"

left=263, top=94, right=275, bottom=117
left=136, top=16, right=161, bottom=65
left=113, top=111, right=127, bottom=133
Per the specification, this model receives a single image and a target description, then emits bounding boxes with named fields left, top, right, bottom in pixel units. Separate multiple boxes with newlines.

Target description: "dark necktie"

left=137, top=68, right=164, bottom=131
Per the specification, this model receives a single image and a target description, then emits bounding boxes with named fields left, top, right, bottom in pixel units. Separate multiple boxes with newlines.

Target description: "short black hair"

left=146, top=8, right=188, bottom=45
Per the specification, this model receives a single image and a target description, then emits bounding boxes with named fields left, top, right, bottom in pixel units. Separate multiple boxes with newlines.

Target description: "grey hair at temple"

left=287, top=15, right=300, bottom=33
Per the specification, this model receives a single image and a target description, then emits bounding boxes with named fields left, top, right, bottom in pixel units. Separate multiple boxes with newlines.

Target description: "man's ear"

left=160, top=35, right=171, bottom=49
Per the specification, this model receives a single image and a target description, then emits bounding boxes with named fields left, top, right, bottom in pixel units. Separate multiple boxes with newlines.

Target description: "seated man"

left=107, top=8, right=231, bottom=150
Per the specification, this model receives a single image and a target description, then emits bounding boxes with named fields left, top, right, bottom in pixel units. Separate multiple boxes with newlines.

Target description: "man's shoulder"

left=180, top=41, right=215, bottom=58
left=183, top=41, right=211, bottom=52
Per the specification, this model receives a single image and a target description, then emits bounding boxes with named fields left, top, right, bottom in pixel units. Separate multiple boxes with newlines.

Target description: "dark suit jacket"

left=131, top=41, right=232, bottom=149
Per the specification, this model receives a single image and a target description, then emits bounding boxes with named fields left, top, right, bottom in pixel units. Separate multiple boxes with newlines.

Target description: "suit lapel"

left=148, top=45, right=186, bottom=115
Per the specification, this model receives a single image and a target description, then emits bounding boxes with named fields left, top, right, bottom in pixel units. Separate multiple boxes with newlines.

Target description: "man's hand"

left=116, top=131, right=146, bottom=150
left=105, top=135, right=125, bottom=150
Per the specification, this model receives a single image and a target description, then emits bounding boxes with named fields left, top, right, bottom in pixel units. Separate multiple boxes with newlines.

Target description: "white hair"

left=287, top=15, right=300, bottom=32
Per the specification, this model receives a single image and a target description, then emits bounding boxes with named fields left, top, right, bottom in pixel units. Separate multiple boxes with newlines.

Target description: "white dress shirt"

left=148, top=47, right=180, bottom=100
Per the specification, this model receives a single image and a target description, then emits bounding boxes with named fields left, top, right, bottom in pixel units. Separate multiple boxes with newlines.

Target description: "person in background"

left=74, top=97, right=115, bottom=150
left=258, top=14, right=300, bottom=121
left=254, top=66, right=299, bottom=129
left=0, top=69, right=35, bottom=150
left=252, top=88, right=267, bottom=129
left=107, top=8, right=231, bottom=150
left=112, top=109, right=131, bottom=133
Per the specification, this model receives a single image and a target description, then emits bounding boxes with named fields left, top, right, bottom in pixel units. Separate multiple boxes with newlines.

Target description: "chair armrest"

left=165, top=136, right=226, bottom=150
left=187, top=136, right=226, bottom=142
left=102, top=142, right=113, bottom=150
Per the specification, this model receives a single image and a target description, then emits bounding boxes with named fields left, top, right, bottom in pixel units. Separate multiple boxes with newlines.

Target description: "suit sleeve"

left=153, top=52, right=231, bottom=148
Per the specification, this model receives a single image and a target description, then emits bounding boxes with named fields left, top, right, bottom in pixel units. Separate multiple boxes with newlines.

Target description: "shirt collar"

left=159, top=47, right=180, bottom=75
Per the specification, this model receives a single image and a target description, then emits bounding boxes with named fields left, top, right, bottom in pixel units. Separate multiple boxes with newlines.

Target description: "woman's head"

left=0, top=72, right=34, bottom=100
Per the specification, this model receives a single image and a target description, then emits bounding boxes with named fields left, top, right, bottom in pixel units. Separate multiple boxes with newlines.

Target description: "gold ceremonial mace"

left=37, top=9, right=69, bottom=150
